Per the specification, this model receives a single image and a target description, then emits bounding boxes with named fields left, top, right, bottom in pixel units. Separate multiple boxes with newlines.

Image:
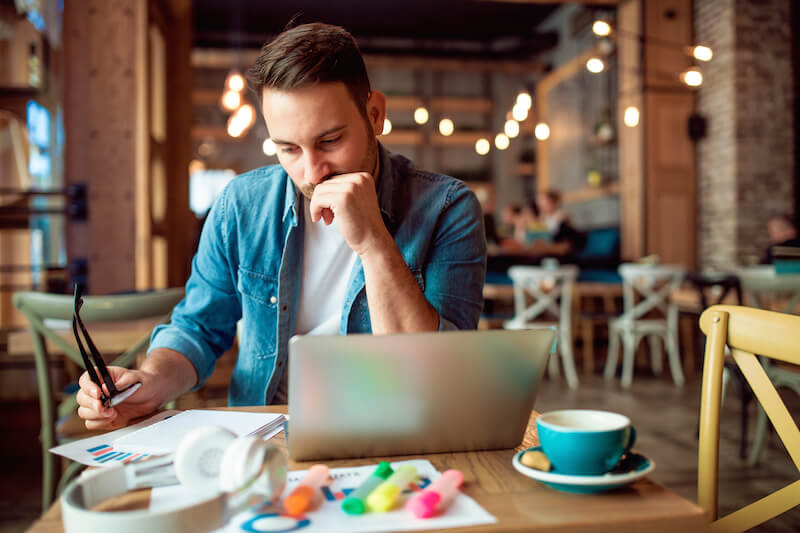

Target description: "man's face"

left=261, top=82, right=383, bottom=199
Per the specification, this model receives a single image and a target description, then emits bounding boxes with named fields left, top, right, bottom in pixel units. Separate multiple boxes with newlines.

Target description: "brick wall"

left=695, top=0, right=795, bottom=268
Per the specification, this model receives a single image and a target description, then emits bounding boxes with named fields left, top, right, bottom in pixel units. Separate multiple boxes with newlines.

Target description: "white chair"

left=736, top=266, right=800, bottom=466
left=504, top=265, right=579, bottom=389
left=604, top=263, right=686, bottom=388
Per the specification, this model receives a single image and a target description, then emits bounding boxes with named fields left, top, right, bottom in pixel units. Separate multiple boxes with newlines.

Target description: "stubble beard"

left=298, top=122, right=379, bottom=201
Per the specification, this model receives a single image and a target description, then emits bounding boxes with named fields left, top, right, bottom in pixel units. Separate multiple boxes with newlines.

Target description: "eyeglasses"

left=72, top=284, right=141, bottom=407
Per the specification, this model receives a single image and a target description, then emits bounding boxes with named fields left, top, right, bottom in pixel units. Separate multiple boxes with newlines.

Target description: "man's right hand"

left=76, top=366, right=162, bottom=430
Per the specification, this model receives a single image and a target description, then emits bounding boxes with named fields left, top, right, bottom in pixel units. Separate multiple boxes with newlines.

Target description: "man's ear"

left=365, top=90, right=387, bottom=136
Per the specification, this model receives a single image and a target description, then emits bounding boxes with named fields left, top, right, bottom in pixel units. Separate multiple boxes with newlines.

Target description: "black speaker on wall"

left=688, top=113, right=707, bottom=141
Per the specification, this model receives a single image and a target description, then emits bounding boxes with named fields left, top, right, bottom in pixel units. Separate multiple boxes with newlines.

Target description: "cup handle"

left=625, top=426, right=637, bottom=454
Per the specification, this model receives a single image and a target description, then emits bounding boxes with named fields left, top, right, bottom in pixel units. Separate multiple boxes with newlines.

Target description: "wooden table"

left=27, top=406, right=708, bottom=533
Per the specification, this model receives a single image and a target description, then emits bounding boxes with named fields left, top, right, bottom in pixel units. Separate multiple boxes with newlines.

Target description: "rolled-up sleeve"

left=426, top=183, right=487, bottom=331
left=148, top=188, right=241, bottom=387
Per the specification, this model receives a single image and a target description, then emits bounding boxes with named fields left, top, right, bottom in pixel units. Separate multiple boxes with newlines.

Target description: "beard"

left=298, top=124, right=379, bottom=200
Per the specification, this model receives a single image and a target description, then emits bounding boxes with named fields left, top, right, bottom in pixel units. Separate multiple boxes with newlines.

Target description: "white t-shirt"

left=274, top=198, right=358, bottom=403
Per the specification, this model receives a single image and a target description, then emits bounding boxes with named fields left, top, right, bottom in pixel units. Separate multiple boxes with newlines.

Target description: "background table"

left=27, top=406, right=708, bottom=533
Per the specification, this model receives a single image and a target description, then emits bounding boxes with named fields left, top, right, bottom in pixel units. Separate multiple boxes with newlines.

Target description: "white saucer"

left=512, top=446, right=655, bottom=494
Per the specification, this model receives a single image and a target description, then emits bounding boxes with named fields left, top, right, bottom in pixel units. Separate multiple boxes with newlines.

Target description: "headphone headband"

left=61, top=465, right=228, bottom=533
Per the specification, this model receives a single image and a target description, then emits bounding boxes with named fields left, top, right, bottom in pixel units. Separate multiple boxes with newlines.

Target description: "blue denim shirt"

left=149, top=145, right=487, bottom=405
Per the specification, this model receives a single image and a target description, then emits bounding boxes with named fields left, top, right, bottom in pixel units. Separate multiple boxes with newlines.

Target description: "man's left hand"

left=309, top=171, right=391, bottom=256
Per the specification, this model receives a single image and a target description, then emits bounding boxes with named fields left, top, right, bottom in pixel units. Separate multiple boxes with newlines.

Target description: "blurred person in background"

left=763, top=213, right=800, bottom=264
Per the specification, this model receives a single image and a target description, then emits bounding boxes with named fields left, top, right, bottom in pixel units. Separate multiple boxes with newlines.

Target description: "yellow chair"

left=698, top=305, right=800, bottom=532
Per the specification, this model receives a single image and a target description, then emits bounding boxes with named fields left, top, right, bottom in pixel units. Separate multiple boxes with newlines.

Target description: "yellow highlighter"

left=366, top=465, right=418, bottom=512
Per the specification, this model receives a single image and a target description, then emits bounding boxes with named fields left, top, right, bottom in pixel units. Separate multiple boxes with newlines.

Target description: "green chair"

left=12, top=288, right=185, bottom=512
left=736, top=267, right=800, bottom=466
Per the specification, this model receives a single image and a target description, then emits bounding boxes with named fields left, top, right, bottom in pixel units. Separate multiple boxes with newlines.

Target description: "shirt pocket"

left=237, top=267, right=278, bottom=358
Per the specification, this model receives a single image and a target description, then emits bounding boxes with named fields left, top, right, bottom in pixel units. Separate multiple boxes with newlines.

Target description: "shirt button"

left=269, top=296, right=277, bottom=304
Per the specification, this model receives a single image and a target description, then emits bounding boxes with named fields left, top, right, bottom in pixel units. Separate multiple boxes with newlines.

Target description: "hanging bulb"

left=592, top=20, right=611, bottom=37
left=475, top=138, right=490, bottom=155
left=515, top=92, right=532, bottom=110
left=692, top=45, right=713, bottom=62
left=623, top=106, right=640, bottom=127
left=262, top=138, right=277, bottom=156
left=226, top=71, right=246, bottom=92
left=680, top=67, right=703, bottom=87
left=413, top=107, right=429, bottom=124
left=439, top=118, right=454, bottom=136
left=586, top=58, right=605, bottom=74
left=221, top=90, right=241, bottom=111
left=534, top=123, right=550, bottom=141
left=504, top=119, right=520, bottom=138
left=494, top=133, right=510, bottom=150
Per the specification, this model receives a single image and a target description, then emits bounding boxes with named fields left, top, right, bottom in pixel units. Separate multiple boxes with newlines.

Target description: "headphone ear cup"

left=174, top=425, right=237, bottom=492
left=218, top=435, right=264, bottom=492
left=218, top=436, right=287, bottom=505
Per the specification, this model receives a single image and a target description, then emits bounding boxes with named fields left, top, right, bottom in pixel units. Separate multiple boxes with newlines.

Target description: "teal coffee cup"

left=536, top=410, right=636, bottom=476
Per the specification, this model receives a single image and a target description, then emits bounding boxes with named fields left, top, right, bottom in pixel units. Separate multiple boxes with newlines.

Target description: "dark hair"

left=769, top=213, right=796, bottom=228
left=541, top=190, right=562, bottom=205
left=247, top=23, right=371, bottom=116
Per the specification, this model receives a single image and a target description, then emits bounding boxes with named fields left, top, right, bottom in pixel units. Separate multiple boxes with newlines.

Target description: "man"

left=763, top=213, right=800, bottom=264
left=76, top=23, right=486, bottom=430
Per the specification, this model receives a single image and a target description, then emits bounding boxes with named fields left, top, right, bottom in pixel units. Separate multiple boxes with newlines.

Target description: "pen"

left=366, top=464, right=417, bottom=512
left=283, top=464, right=330, bottom=516
left=341, top=462, right=394, bottom=515
left=406, top=469, right=464, bottom=518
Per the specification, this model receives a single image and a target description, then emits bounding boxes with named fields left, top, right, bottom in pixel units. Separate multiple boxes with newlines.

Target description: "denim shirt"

left=149, top=145, right=487, bottom=406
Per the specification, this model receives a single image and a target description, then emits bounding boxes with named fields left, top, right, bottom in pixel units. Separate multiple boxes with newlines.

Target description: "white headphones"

left=60, top=425, right=288, bottom=533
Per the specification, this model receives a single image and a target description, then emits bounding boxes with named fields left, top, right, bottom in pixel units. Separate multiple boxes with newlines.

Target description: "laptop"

left=287, top=328, right=555, bottom=461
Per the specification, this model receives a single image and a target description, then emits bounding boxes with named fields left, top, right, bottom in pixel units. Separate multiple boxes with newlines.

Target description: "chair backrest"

left=698, top=305, right=800, bottom=531
left=618, top=264, right=686, bottom=321
left=736, top=266, right=800, bottom=314
left=13, top=288, right=185, bottom=370
left=506, top=265, right=578, bottom=328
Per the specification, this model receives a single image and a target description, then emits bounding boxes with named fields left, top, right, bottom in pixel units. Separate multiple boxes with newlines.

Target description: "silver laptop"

left=287, top=328, right=555, bottom=461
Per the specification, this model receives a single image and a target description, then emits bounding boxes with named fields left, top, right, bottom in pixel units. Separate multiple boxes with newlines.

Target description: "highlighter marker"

left=341, top=462, right=394, bottom=515
left=365, top=464, right=417, bottom=512
left=283, top=464, right=330, bottom=516
left=406, top=469, right=464, bottom=518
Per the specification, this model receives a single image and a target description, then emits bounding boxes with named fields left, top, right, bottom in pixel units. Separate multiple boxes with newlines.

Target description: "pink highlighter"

left=406, top=469, right=464, bottom=519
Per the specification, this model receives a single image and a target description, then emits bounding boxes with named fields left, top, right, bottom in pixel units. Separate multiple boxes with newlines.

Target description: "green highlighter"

left=341, top=462, right=394, bottom=515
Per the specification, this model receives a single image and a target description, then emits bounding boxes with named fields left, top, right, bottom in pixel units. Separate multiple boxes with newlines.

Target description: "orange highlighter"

left=283, top=464, right=330, bottom=516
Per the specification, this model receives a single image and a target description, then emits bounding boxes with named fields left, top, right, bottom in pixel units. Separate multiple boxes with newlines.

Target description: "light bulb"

left=623, top=106, right=640, bottom=127
left=534, top=123, right=550, bottom=141
left=504, top=119, right=520, bottom=138
left=382, top=118, right=392, bottom=135
left=592, top=20, right=611, bottom=37
left=413, top=107, right=429, bottom=124
left=262, top=138, right=277, bottom=156
left=693, top=45, right=713, bottom=62
left=439, top=118, right=454, bottom=136
left=475, top=138, right=490, bottom=155
left=512, top=103, right=529, bottom=122
left=495, top=133, right=510, bottom=150
left=681, top=68, right=703, bottom=87
left=515, top=92, right=532, bottom=110
left=227, top=104, right=255, bottom=138
left=221, top=90, right=241, bottom=111
left=226, top=71, right=245, bottom=92
left=586, top=58, right=605, bottom=74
